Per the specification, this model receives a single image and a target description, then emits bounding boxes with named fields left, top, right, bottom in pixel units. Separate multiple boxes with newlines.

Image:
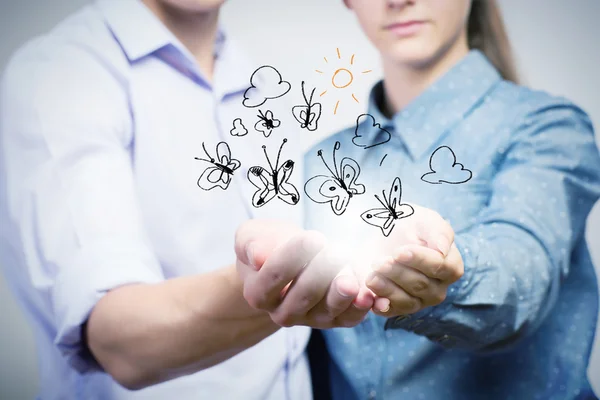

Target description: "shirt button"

left=368, top=389, right=377, bottom=399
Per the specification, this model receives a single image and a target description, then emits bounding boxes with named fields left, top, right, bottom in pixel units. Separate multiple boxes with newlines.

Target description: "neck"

left=381, top=38, right=469, bottom=117
left=143, top=1, right=220, bottom=81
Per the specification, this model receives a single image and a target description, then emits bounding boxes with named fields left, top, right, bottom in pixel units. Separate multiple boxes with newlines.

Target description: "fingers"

left=443, top=243, right=465, bottom=284
left=413, top=208, right=455, bottom=257
left=366, top=272, right=422, bottom=316
left=243, top=230, right=327, bottom=312
left=304, top=267, right=360, bottom=326
left=373, top=253, right=447, bottom=307
left=392, top=244, right=451, bottom=282
left=270, top=244, right=349, bottom=327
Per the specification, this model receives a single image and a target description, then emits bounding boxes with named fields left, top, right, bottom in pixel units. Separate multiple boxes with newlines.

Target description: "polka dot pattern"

left=304, top=49, right=600, bottom=399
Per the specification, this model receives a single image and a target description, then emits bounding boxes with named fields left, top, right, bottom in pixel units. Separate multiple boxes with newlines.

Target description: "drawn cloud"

left=230, top=118, right=248, bottom=137
left=421, top=146, right=472, bottom=185
left=243, top=65, right=291, bottom=108
left=352, top=113, right=391, bottom=149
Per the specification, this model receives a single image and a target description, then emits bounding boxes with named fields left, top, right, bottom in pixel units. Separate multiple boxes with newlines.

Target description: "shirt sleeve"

left=384, top=99, right=600, bottom=352
left=0, top=43, right=165, bottom=373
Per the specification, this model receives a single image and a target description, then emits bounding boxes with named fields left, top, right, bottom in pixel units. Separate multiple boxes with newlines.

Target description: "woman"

left=0, top=0, right=331, bottom=398
left=235, top=0, right=600, bottom=399
left=303, top=0, right=600, bottom=399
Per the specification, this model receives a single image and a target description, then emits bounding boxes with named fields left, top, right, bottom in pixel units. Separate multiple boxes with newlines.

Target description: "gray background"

left=1, top=0, right=599, bottom=398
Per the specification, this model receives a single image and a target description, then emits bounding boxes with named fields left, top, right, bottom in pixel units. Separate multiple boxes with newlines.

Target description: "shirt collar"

left=365, top=49, right=502, bottom=160
left=95, top=0, right=227, bottom=89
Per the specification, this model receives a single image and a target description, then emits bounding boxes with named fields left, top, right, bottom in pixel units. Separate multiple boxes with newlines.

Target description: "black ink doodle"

left=243, top=65, right=291, bottom=108
left=379, top=154, right=388, bottom=167
left=292, top=81, right=322, bottom=131
left=230, top=118, right=248, bottom=137
left=304, top=141, right=365, bottom=216
left=195, top=141, right=241, bottom=191
left=361, top=177, right=414, bottom=237
left=421, top=146, right=472, bottom=184
left=255, top=110, right=281, bottom=138
left=352, top=114, right=391, bottom=149
left=248, top=138, right=300, bottom=207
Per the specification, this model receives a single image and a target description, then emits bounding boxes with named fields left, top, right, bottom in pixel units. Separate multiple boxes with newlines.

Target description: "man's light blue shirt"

left=304, top=50, right=600, bottom=400
left=0, top=1, right=311, bottom=399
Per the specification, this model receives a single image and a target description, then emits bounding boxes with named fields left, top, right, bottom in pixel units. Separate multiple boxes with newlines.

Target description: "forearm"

left=386, top=224, right=557, bottom=351
left=86, top=264, right=279, bottom=390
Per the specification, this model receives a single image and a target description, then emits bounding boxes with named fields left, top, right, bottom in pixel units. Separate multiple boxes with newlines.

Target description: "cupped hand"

left=234, top=220, right=375, bottom=329
left=365, top=205, right=464, bottom=317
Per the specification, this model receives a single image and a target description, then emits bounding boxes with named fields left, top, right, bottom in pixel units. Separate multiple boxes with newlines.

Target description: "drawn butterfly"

left=247, top=138, right=300, bottom=207
left=304, top=141, right=365, bottom=216
left=194, top=141, right=241, bottom=191
left=292, top=81, right=322, bottom=131
left=255, top=109, right=281, bottom=137
left=361, top=177, right=414, bottom=237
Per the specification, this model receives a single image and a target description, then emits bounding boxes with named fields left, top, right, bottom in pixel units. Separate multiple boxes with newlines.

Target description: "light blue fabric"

left=0, top=1, right=311, bottom=399
left=304, top=49, right=600, bottom=400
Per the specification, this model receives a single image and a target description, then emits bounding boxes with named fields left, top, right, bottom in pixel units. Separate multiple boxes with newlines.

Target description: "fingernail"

left=246, top=243, right=257, bottom=270
left=379, top=298, right=391, bottom=313
left=437, top=237, right=449, bottom=255
left=335, top=274, right=356, bottom=298
left=367, top=274, right=386, bottom=291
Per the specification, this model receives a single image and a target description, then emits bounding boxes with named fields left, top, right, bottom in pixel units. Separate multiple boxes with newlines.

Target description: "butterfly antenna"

left=262, top=144, right=275, bottom=171
left=301, top=81, right=308, bottom=105
left=275, top=138, right=287, bottom=169
left=374, top=193, right=388, bottom=209
left=317, top=149, right=336, bottom=178
left=202, top=142, right=214, bottom=162
left=332, top=141, right=341, bottom=179
left=257, top=109, right=266, bottom=121
left=382, top=189, right=392, bottom=209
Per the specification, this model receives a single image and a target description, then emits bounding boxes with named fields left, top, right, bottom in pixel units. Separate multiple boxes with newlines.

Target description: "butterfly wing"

left=248, top=166, right=276, bottom=207
left=215, top=142, right=232, bottom=164
left=306, top=103, right=322, bottom=132
left=386, top=177, right=415, bottom=220
left=275, top=160, right=300, bottom=205
left=198, top=165, right=229, bottom=191
left=340, top=157, right=365, bottom=195
left=304, top=175, right=350, bottom=215
left=360, top=208, right=396, bottom=237
left=254, top=119, right=272, bottom=138
left=292, top=105, right=309, bottom=128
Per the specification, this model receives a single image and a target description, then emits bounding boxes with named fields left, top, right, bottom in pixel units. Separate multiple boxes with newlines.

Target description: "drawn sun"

left=316, top=48, right=372, bottom=115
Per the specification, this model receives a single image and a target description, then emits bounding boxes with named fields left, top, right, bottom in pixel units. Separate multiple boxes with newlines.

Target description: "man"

left=0, top=0, right=356, bottom=398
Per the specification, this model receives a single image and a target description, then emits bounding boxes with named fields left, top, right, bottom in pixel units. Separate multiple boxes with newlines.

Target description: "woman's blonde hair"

left=467, top=0, right=519, bottom=83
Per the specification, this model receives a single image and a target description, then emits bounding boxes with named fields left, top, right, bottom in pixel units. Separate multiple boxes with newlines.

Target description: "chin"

left=384, top=41, right=441, bottom=69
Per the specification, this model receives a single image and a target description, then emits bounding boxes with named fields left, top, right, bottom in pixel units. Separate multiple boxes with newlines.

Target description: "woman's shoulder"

left=493, top=80, right=593, bottom=133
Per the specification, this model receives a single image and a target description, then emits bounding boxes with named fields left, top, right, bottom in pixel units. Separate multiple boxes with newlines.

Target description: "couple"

left=1, top=0, right=600, bottom=399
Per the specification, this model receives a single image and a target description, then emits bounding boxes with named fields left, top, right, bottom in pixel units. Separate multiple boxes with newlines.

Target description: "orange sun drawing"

left=315, top=48, right=372, bottom=115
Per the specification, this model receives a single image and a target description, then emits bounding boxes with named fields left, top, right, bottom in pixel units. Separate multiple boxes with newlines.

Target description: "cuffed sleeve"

left=0, top=43, right=165, bottom=373
left=385, top=101, right=600, bottom=352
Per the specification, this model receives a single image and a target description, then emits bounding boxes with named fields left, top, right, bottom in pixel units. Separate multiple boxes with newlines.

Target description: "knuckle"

left=411, top=279, right=429, bottom=294
left=271, top=311, right=294, bottom=328
left=265, top=269, right=284, bottom=285
left=298, top=293, right=317, bottom=310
